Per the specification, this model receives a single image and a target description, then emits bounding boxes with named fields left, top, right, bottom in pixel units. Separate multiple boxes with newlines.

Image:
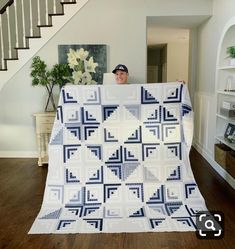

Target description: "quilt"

left=29, top=82, right=207, bottom=234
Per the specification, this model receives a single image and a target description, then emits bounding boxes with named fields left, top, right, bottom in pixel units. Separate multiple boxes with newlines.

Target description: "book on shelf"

left=224, top=123, right=235, bottom=143
left=220, top=108, right=235, bottom=117
left=222, top=101, right=235, bottom=110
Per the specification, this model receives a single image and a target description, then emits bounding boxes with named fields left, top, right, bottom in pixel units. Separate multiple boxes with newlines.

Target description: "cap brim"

left=112, top=69, right=127, bottom=74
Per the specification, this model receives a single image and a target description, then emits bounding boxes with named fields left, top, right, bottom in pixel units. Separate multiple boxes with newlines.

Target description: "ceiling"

left=147, top=15, right=211, bottom=46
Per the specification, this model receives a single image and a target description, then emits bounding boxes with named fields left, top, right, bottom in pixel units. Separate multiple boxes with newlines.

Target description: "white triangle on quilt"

left=169, top=216, right=196, bottom=231
left=120, top=218, right=149, bottom=232
left=28, top=218, right=58, bottom=234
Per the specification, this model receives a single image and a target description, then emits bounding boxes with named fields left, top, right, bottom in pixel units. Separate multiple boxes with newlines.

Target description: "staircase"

left=0, top=0, right=88, bottom=90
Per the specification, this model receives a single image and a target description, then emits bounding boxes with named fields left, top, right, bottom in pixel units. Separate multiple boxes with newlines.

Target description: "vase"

left=230, top=58, right=235, bottom=66
left=45, top=83, right=56, bottom=112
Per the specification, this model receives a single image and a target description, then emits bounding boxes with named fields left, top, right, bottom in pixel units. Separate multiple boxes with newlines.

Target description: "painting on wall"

left=58, top=44, right=107, bottom=85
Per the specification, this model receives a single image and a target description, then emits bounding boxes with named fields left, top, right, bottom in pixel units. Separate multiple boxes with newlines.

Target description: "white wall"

left=0, top=0, right=9, bottom=10
left=167, top=42, right=189, bottom=83
left=0, top=0, right=212, bottom=156
left=194, top=0, right=235, bottom=186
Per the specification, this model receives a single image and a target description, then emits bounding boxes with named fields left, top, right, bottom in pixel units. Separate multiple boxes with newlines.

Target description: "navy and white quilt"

left=29, top=82, right=207, bottom=234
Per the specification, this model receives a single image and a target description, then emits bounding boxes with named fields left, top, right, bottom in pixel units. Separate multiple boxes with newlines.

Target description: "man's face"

left=115, top=70, right=128, bottom=84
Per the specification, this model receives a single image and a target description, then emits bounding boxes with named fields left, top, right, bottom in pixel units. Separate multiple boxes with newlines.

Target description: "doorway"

left=146, top=16, right=212, bottom=103
left=147, top=26, right=190, bottom=84
left=147, top=44, right=167, bottom=83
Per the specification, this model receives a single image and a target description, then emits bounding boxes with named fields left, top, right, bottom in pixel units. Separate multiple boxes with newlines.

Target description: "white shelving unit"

left=215, top=18, right=235, bottom=182
left=217, top=90, right=235, bottom=96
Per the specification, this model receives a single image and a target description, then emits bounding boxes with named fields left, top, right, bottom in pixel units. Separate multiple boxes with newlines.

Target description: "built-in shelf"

left=217, top=90, right=235, bottom=96
left=214, top=18, right=235, bottom=185
left=215, top=19, right=235, bottom=185
left=216, top=136, right=235, bottom=150
left=216, top=113, right=235, bottom=123
left=218, top=65, right=235, bottom=70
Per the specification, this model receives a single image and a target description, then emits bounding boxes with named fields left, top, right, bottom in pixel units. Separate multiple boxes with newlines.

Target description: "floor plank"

left=0, top=148, right=234, bottom=249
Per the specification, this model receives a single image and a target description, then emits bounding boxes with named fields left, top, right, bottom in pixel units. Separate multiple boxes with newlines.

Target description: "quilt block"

left=29, top=82, right=207, bottom=234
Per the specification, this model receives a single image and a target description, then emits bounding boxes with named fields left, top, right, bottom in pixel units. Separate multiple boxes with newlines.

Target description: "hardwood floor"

left=0, top=148, right=234, bottom=249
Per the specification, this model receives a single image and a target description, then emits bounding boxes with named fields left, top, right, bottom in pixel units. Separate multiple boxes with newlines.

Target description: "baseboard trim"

left=0, top=151, right=38, bottom=158
left=193, top=140, right=235, bottom=189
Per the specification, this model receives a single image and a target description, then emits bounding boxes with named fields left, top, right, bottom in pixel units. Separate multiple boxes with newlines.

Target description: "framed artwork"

left=224, top=123, right=235, bottom=143
left=58, top=44, right=107, bottom=84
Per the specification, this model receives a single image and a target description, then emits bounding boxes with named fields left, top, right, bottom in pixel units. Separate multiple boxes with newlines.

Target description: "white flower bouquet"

left=67, top=48, right=98, bottom=85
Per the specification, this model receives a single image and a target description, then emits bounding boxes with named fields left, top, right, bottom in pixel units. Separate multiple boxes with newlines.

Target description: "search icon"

left=205, top=220, right=216, bottom=231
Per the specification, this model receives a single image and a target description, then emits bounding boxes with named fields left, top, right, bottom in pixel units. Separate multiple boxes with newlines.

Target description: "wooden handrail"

left=0, top=0, right=14, bottom=14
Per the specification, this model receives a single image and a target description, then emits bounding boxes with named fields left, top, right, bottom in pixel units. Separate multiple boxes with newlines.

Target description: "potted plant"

left=49, top=63, right=72, bottom=89
left=226, top=46, right=235, bottom=66
left=30, top=56, right=70, bottom=111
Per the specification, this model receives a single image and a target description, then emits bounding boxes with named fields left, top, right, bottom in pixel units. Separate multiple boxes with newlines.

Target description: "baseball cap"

left=112, top=64, right=128, bottom=74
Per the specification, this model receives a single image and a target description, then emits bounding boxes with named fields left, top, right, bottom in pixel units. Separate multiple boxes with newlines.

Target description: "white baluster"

left=29, top=0, right=33, bottom=36
left=14, top=1, right=19, bottom=48
left=37, top=0, right=41, bottom=25
left=0, top=15, right=5, bottom=69
left=45, top=0, right=49, bottom=25
left=21, top=0, right=26, bottom=47
left=7, top=7, right=12, bottom=58
left=53, top=0, right=56, bottom=14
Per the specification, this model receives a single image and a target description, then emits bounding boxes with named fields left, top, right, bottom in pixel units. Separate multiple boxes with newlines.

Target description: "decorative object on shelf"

left=222, top=100, right=235, bottom=110
left=226, top=150, right=235, bottom=178
left=221, top=100, right=235, bottom=118
left=30, top=56, right=71, bottom=111
left=214, top=143, right=231, bottom=169
left=214, top=144, right=235, bottom=178
left=58, top=44, right=107, bottom=84
left=220, top=108, right=235, bottom=117
left=226, top=46, right=235, bottom=66
left=225, top=75, right=235, bottom=91
left=224, top=123, right=235, bottom=143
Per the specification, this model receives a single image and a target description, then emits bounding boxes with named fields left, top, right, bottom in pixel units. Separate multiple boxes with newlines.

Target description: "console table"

left=34, top=112, right=56, bottom=166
